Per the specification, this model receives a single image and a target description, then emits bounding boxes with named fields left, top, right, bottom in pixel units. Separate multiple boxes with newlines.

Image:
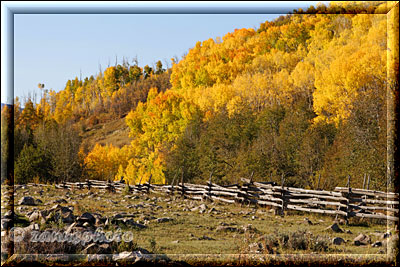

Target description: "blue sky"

left=8, top=2, right=328, bottom=104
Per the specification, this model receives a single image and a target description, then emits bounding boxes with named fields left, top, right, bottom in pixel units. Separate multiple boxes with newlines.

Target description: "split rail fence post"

left=345, top=175, right=351, bottom=225
left=180, top=169, right=185, bottom=198
left=146, top=174, right=152, bottom=194
left=362, top=173, right=366, bottom=189
left=241, top=180, right=249, bottom=207
left=280, top=173, right=286, bottom=217
left=137, top=177, right=143, bottom=193
left=86, top=180, right=91, bottom=191
left=361, top=174, right=367, bottom=210
left=207, top=172, right=213, bottom=202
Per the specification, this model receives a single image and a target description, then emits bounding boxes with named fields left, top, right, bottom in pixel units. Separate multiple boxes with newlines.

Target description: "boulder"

left=44, top=206, right=73, bottom=224
left=354, top=233, right=371, bottom=246
left=332, top=237, right=346, bottom=245
left=372, top=241, right=382, bottom=247
left=326, top=223, right=343, bottom=233
left=304, top=217, right=313, bottom=225
left=77, top=212, right=96, bottom=225
left=61, top=212, right=75, bottom=224
left=29, top=210, right=46, bottom=223
left=53, top=199, right=67, bottom=204
left=198, top=235, right=215, bottom=240
left=112, top=251, right=147, bottom=262
left=124, top=219, right=147, bottom=229
left=216, top=226, right=242, bottom=233
left=382, top=232, right=392, bottom=239
left=156, top=217, right=174, bottom=223
left=18, top=196, right=36, bottom=206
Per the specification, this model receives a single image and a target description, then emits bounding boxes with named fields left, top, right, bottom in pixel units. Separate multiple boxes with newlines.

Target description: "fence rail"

left=39, top=177, right=400, bottom=223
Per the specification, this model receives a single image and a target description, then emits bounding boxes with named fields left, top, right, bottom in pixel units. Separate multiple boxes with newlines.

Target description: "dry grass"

left=8, top=185, right=397, bottom=265
left=81, top=117, right=131, bottom=151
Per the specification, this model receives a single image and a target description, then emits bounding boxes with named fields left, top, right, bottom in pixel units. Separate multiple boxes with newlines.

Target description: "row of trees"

left=28, top=60, right=169, bottom=126
left=8, top=60, right=170, bottom=184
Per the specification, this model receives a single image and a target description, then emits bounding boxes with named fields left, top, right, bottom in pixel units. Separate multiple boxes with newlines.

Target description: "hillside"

left=80, top=116, right=131, bottom=151
left=5, top=1, right=397, bottom=192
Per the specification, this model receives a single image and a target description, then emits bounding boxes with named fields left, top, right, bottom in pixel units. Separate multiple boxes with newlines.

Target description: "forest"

left=2, top=1, right=395, bottom=191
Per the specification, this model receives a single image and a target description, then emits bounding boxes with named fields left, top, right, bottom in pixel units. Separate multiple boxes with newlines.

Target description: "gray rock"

left=113, top=213, right=125, bottom=219
left=216, top=226, right=242, bottom=233
left=49, top=204, right=62, bottom=212
left=354, top=233, right=371, bottom=246
left=53, top=199, right=67, bottom=204
left=332, top=237, right=346, bottom=245
left=326, top=223, right=343, bottom=233
left=124, top=219, right=147, bottom=229
left=44, top=206, right=73, bottom=224
left=29, top=210, right=45, bottom=222
left=112, top=251, right=146, bottom=262
left=61, top=211, right=75, bottom=224
left=198, top=235, right=215, bottom=240
left=113, top=251, right=136, bottom=261
left=304, top=217, right=313, bottom=225
left=77, top=212, right=95, bottom=225
left=156, top=217, right=174, bottom=223
left=382, top=232, right=392, bottom=239
left=372, top=241, right=382, bottom=247
left=18, top=196, right=36, bottom=206
left=139, top=215, right=156, bottom=221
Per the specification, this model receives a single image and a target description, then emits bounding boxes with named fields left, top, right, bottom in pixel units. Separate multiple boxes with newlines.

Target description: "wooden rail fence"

left=38, top=177, right=399, bottom=223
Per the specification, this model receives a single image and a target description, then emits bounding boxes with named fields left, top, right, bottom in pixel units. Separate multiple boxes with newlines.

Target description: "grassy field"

left=6, top=184, right=397, bottom=261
